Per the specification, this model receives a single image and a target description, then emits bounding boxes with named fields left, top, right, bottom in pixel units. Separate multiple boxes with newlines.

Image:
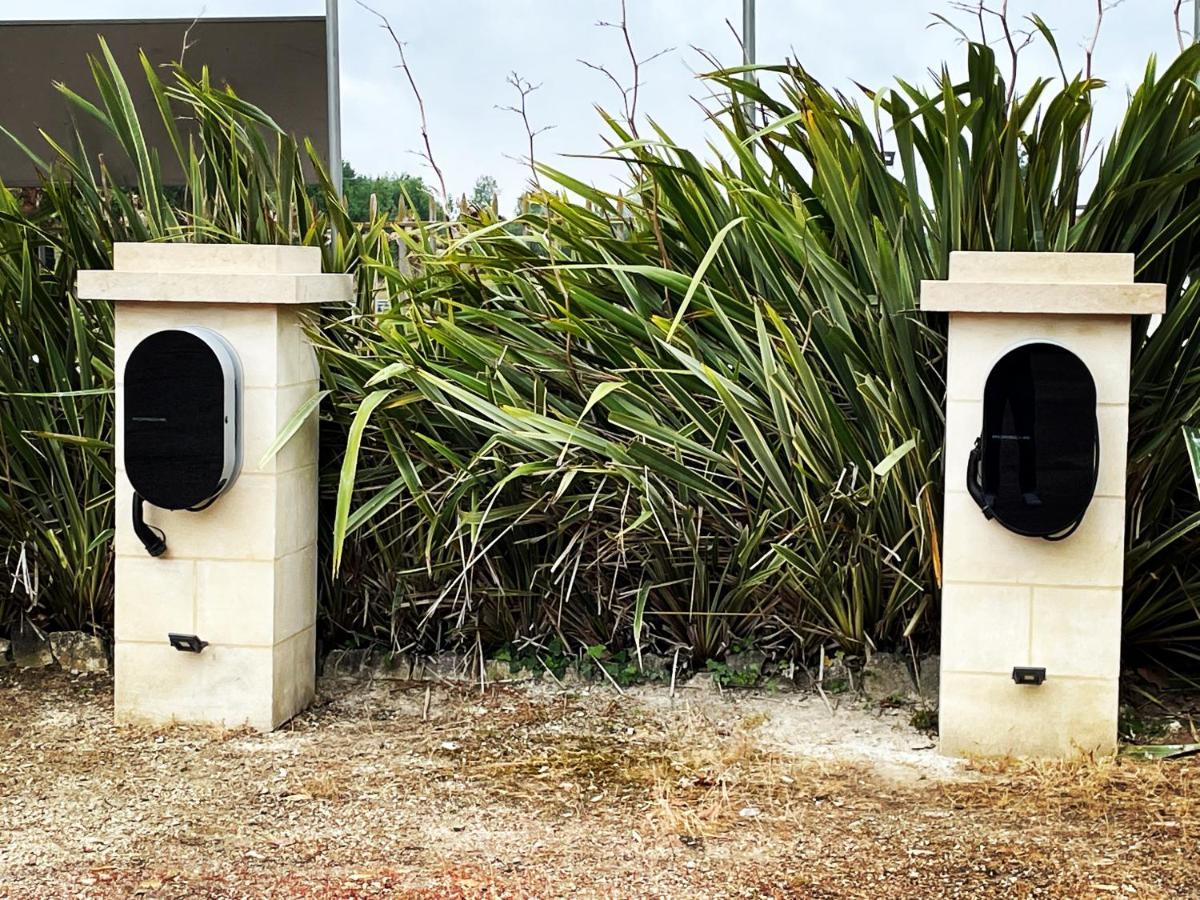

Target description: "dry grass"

left=0, top=669, right=1197, bottom=898
left=949, top=754, right=1199, bottom=823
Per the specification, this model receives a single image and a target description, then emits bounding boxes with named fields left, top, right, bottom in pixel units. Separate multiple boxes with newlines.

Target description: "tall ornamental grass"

left=322, top=41, right=1200, bottom=668
left=0, top=41, right=377, bottom=634
left=2, top=36, right=1199, bottom=671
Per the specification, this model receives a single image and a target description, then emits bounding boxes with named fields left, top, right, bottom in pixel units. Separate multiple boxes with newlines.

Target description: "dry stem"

left=498, top=72, right=555, bottom=191
left=357, top=1, right=449, bottom=215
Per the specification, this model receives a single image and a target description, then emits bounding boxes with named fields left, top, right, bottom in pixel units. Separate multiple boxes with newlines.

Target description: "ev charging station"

left=922, top=252, right=1165, bottom=758
left=125, top=327, right=244, bottom=561
left=79, top=243, right=352, bottom=731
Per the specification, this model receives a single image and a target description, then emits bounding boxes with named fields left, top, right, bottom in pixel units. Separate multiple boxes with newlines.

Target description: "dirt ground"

left=0, top=669, right=1196, bottom=899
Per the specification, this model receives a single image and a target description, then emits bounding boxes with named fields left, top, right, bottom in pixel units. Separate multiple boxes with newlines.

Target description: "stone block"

left=276, top=307, right=321, bottom=387
left=1030, top=586, right=1122, bottom=680
left=637, top=653, right=673, bottom=681
left=114, top=557, right=196, bottom=642
left=48, top=632, right=109, bottom=674
left=323, top=647, right=372, bottom=676
left=114, top=474, right=278, bottom=561
left=274, top=381, right=322, bottom=473
left=275, top=465, right=319, bottom=557
left=939, top=670, right=1117, bottom=758
left=11, top=621, right=53, bottom=669
left=273, top=544, right=317, bottom=643
left=272, top=627, right=315, bottom=727
left=940, top=492, right=1125, bottom=588
left=724, top=649, right=767, bottom=678
left=414, top=653, right=468, bottom=681
left=115, top=302, right=281, bottom=389
left=114, top=640, right=275, bottom=731
left=942, top=398, right=982, bottom=497
left=945, top=313, right=1132, bottom=405
left=860, top=652, right=915, bottom=701
left=483, top=658, right=536, bottom=683
left=195, top=560, right=276, bottom=647
left=1094, top=404, right=1131, bottom=499
left=914, top=654, right=939, bottom=702
left=940, top=582, right=1031, bottom=674
left=947, top=251, right=1134, bottom=284
left=240, top=387, right=282, bottom=476
left=77, top=270, right=353, bottom=306
left=241, top=384, right=319, bottom=477
left=922, top=281, right=1165, bottom=315
left=114, top=242, right=322, bottom=275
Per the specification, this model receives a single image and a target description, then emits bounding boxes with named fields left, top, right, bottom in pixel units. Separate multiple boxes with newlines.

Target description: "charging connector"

left=132, top=492, right=167, bottom=557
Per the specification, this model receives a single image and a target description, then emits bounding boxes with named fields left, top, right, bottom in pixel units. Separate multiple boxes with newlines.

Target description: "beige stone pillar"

left=78, top=244, right=352, bottom=731
left=921, top=252, right=1164, bottom=758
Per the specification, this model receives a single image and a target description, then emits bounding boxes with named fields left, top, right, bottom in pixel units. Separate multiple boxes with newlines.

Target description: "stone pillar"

left=921, top=252, right=1164, bottom=758
left=78, top=243, right=352, bottom=731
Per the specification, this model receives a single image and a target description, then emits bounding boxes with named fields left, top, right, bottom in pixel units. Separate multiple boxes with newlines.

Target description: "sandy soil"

left=0, top=668, right=1196, bottom=899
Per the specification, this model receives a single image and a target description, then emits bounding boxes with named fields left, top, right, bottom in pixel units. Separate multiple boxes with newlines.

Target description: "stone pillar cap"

left=920, top=251, right=1165, bottom=315
left=77, top=242, right=354, bottom=306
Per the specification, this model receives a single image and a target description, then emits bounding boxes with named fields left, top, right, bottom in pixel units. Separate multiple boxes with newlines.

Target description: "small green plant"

left=819, top=650, right=851, bottom=695
left=705, top=658, right=761, bottom=688
left=910, top=706, right=938, bottom=734
left=1117, top=705, right=1181, bottom=744
left=494, top=639, right=573, bottom=680
left=587, top=644, right=642, bottom=687
left=822, top=677, right=850, bottom=695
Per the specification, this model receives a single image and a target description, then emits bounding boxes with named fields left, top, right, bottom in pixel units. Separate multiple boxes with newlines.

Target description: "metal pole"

left=743, top=0, right=756, bottom=68
left=326, top=0, right=343, bottom=196
left=742, top=0, right=756, bottom=126
left=1195, top=0, right=1199, bottom=44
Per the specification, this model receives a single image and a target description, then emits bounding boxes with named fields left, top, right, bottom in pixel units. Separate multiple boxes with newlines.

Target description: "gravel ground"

left=0, top=668, right=1196, bottom=898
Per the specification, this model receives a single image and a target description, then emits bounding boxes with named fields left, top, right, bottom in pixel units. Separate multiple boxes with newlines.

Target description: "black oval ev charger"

left=124, top=327, right=243, bottom=556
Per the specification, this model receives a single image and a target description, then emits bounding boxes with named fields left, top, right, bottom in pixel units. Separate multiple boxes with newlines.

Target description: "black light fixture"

left=168, top=633, right=209, bottom=654
left=1012, top=667, right=1047, bottom=686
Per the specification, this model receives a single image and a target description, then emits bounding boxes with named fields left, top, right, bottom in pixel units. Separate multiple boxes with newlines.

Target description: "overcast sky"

left=4, top=1, right=1189, bottom=206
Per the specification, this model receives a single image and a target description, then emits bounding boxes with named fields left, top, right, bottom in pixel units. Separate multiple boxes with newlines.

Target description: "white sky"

left=2, top=1, right=1189, bottom=206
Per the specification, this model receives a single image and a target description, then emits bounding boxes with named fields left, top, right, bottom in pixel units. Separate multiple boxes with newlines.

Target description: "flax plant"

left=5, top=34, right=1200, bottom=672
left=321, top=41, right=1200, bottom=667
left=0, top=40, right=370, bottom=634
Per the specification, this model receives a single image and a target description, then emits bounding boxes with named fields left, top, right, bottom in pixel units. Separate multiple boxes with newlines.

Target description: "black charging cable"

left=132, top=492, right=167, bottom=557
left=186, top=479, right=227, bottom=512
